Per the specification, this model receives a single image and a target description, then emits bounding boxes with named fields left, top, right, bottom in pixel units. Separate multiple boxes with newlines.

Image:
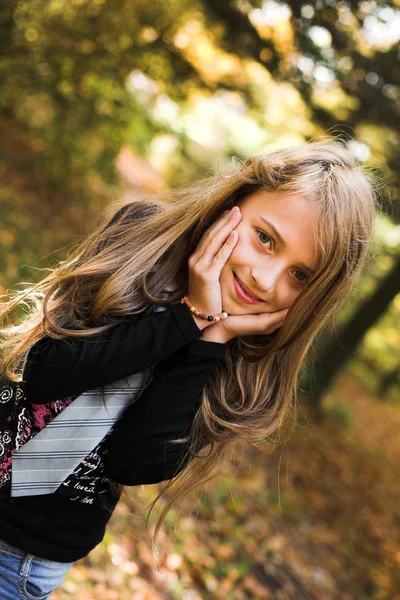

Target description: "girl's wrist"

left=199, top=324, right=231, bottom=344
left=182, top=297, right=228, bottom=332
left=191, top=314, right=212, bottom=331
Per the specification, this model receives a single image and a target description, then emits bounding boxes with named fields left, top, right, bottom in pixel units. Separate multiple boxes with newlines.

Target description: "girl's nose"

left=251, top=267, right=280, bottom=295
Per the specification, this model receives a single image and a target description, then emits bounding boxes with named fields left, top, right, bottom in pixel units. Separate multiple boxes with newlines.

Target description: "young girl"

left=0, top=141, right=376, bottom=598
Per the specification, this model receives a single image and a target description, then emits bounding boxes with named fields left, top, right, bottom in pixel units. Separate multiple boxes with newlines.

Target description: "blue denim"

left=0, top=538, right=72, bottom=599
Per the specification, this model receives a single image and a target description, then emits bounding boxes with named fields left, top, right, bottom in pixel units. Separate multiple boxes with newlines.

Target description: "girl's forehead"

left=238, top=189, right=317, bottom=219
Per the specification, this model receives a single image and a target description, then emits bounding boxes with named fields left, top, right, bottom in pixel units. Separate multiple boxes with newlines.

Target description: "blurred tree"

left=1, top=0, right=399, bottom=210
left=378, top=363, right=400, bottom=398
left=304, top=255, right=400, bottom=402
left=201, top=0, right=400, bottom=218
left=0, top=0, right=203, bottom=283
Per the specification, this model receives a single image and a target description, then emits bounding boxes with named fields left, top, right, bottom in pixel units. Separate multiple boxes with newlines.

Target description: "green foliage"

left=323, top=396, right=354, bottom=428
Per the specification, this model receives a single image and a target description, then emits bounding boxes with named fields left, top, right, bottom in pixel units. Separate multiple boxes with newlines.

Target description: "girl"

left=0, top=141, right=376, bottom=599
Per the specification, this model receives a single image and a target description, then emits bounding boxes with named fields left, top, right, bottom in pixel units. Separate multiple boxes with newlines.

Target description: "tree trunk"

left=378, top=365, right=400, bottom=398
left=304, top=255, right=400, bottom=410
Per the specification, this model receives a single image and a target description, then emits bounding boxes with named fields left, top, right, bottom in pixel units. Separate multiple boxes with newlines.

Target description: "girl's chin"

left=222, top=297, right=265, bottom=315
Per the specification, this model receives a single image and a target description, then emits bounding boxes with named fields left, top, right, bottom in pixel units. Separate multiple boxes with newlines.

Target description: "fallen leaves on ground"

left=53, top=374, right=400, bottom=600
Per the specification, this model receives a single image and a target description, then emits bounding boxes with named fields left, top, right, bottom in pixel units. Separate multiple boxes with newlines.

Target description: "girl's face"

left=219, top=189, right=319, bottom=315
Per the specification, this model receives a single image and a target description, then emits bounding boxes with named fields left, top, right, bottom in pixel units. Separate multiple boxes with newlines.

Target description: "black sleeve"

left=102, top=338, right=226, bottom=486
left=23, top=303, right=203, bottom=404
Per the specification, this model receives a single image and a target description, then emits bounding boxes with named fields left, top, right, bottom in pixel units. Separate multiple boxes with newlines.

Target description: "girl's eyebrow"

left=260, top=216, right=284, bottom=245
left=259, top=216, right=317, bottom=275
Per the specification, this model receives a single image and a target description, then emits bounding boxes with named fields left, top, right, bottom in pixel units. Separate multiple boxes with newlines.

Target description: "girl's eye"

left=257, top=229, right=309, bottom=284
left=294, top=270, right=308, bottom=283
left=256, top=230, right=272, bottom=248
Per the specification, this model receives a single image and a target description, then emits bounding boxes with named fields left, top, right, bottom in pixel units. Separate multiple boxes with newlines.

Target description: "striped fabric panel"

left=11, top=368, right=152, bottom=497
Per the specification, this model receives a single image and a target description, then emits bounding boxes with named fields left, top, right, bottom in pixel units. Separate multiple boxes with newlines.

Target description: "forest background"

left=1, top=0, right=400, bottom=598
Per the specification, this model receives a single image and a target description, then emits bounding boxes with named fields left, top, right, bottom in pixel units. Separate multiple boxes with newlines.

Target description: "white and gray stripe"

left=11, top=369, right=152, bottom=497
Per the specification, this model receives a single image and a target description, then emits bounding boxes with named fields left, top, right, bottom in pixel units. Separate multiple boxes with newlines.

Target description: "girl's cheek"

left=279, top=287, right=301, bottom=309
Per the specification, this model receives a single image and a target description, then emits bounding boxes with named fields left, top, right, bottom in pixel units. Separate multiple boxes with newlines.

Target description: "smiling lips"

left=233, top=272, right=263, bottom=303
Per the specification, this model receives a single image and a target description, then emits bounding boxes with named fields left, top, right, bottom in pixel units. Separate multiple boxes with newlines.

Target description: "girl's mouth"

left=233, top=272, right=263, bottom=304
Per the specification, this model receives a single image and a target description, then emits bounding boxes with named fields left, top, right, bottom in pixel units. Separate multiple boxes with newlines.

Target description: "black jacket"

left=0, top=302, right=226, bottom=562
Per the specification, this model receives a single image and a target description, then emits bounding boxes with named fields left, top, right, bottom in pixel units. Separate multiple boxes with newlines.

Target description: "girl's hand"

left=187, top=206, right=241, bottom=330
left=201, top=307, right=289, bottom=343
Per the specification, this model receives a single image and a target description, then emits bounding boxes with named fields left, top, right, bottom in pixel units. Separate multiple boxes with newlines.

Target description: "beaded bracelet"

left=180, top=296, right=229, bottom=323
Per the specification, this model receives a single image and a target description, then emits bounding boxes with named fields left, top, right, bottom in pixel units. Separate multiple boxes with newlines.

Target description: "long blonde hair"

left=0, top=140, right=376, bottom=559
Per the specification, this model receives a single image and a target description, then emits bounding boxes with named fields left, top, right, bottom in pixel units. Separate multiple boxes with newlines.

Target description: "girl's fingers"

left=222, top=307, right=290, bottom=339
left=195, top=209, right=241, bottom=265
left=240, top=308, right=288, bottom=336
left=198, top=207, right=234, bottom=242
left=267, top=321, right=284, bottom=335
left=192, top=230, right=238, bottom=280
left=263, top=308, right=289, bottom=334
left=192, top=208, right=238, bottom=257
left=212, top=230, right=238, bottom=268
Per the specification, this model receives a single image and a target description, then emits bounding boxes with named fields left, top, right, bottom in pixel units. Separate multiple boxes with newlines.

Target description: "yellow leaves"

left=185, top=35, right=243, bottom=85
left=57, top=80, right=74, bottom=98
left=0, top=230, right=15, bottom=248
left=260, top=47, right=274, bottom=62
left=271, top=19, right=295, bottom=54
left=79, top=39, right=96, bottom=54
left=118, top=33, right=132, bottom=49
left=311, top=85, right=361, bottom=121
left=267, top=534, right=286, bottom=552
left=95, top=98, right=113, bottom=116
left=215, top=543, right=235, bottom=561
left=195, top=39, right=215, bottom=62
left=173, top=19, right=245, bottom=87
left=24, top=28, right=39, bottom=42
left=260, top=81, right=314, bottom=138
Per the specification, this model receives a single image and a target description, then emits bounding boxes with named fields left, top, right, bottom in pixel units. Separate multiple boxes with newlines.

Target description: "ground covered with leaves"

left=53, top=374, right=400, bottom=600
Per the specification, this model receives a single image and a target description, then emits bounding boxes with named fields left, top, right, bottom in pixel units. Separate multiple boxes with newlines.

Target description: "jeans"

left=0, top=538, right=72, bottom=599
